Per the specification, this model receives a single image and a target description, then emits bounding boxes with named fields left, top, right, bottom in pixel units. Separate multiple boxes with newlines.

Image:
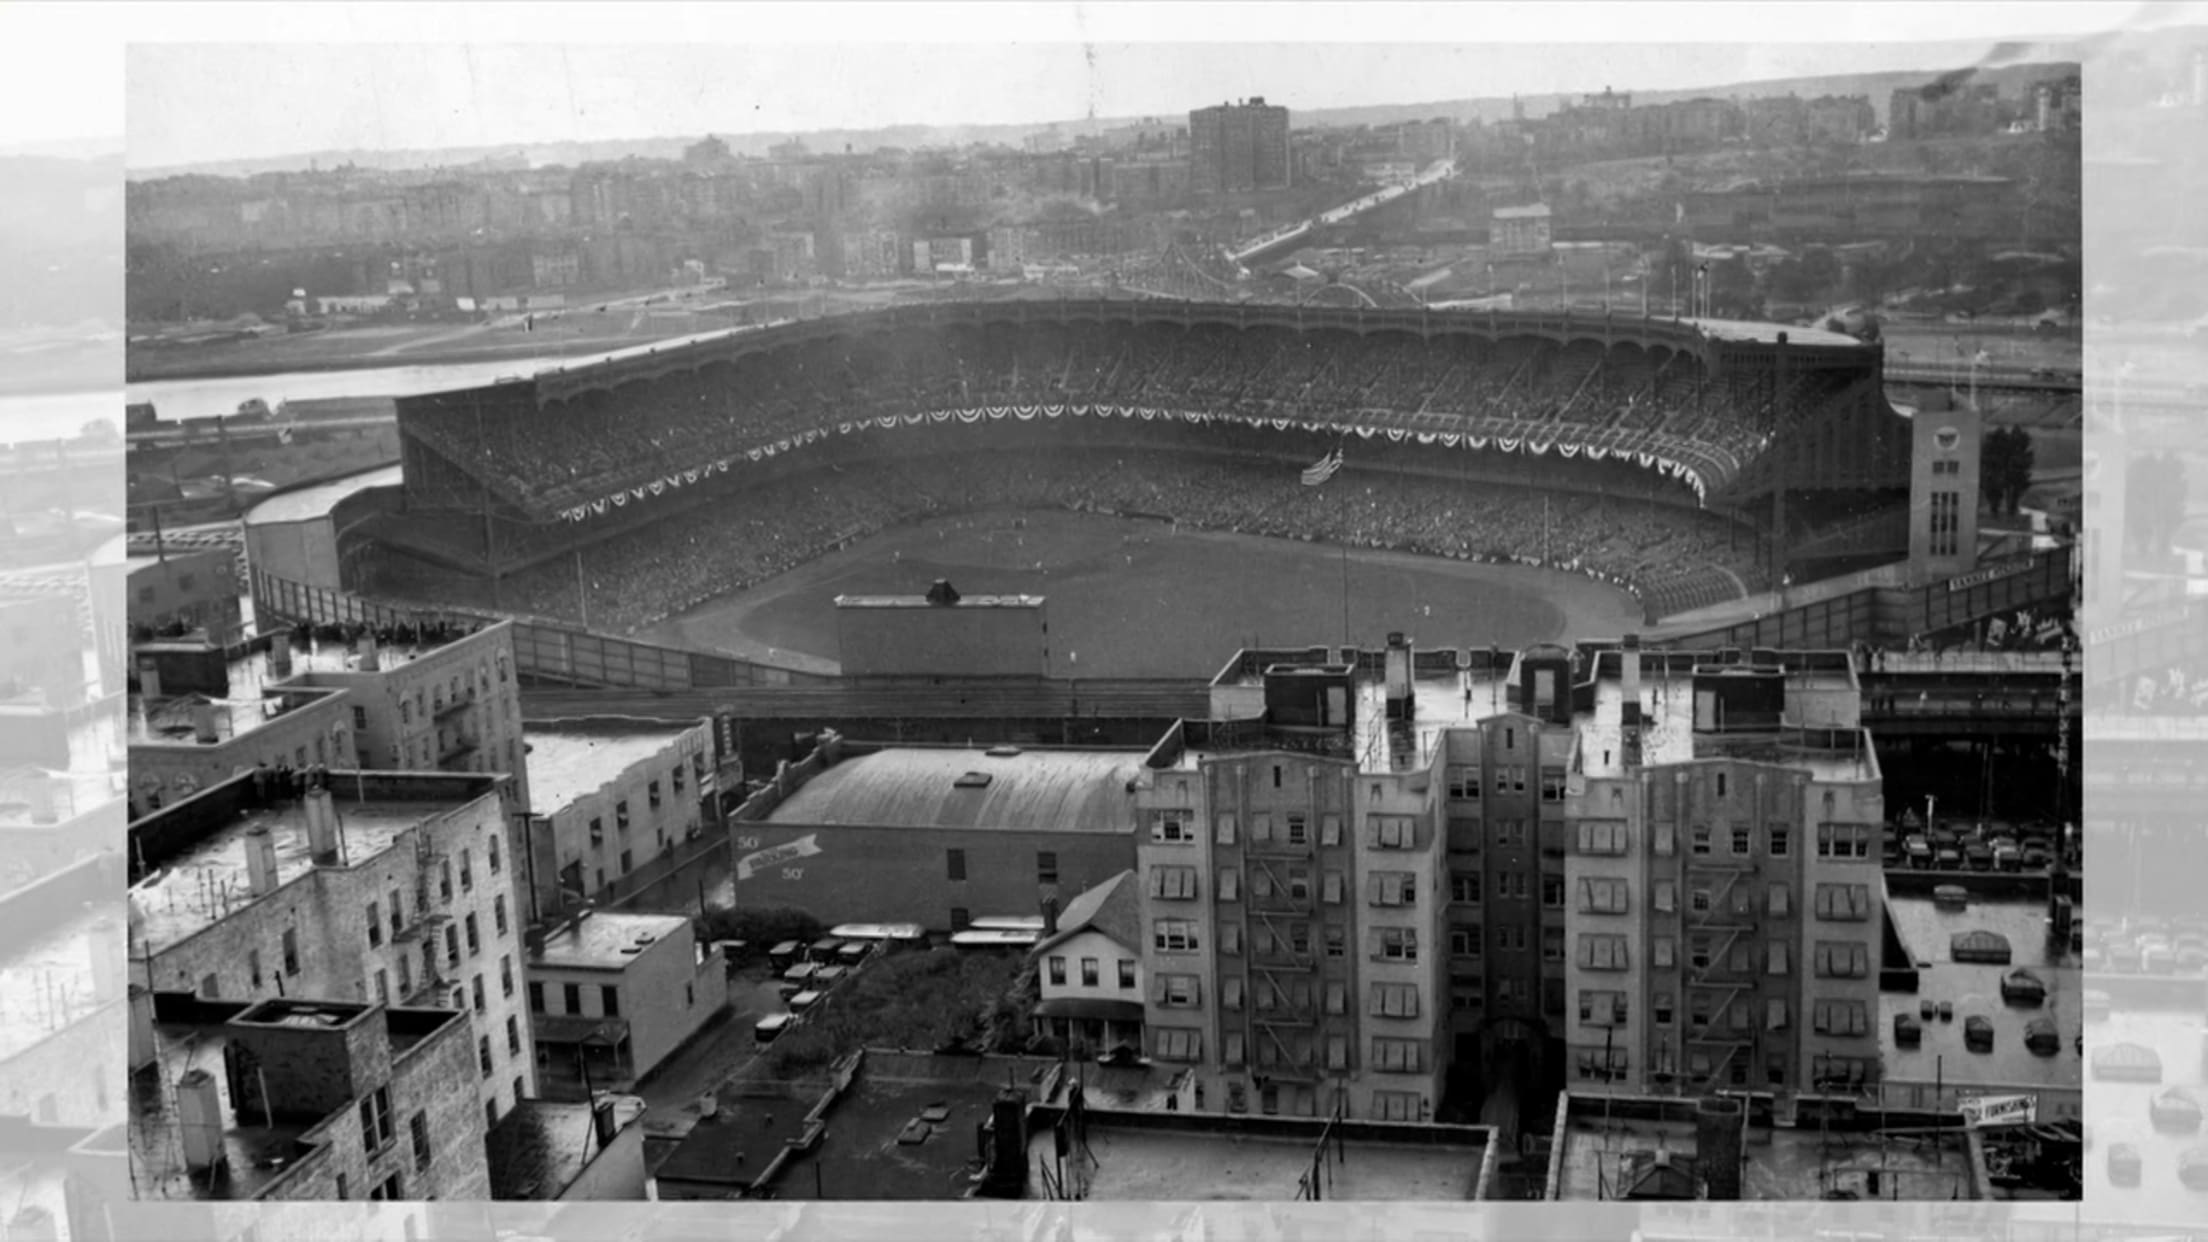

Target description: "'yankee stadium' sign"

left=1959, top=1094, right=2036, bottom=1128
left=735, top=834, right=823, bottom=882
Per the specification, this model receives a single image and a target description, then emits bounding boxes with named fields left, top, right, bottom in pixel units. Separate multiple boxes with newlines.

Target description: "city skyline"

left=117, top=2, right=2151, bottom=173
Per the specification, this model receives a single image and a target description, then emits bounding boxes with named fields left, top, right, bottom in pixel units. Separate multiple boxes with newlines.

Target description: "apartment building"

left=518, top=716, right=715, bottom=917
left=127, top=768, right=536, bottom=1130
left=1563, top=639, right=1885, bottom=1100
left=1188, top=98, right=1291, bottom=196
left=522, top=911, right=728, bottom=1093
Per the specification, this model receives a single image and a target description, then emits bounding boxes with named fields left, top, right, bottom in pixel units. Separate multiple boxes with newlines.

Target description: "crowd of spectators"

left=400, top=322, right=1848, bottom=517
left=375, top=448, right=1762, bottom=635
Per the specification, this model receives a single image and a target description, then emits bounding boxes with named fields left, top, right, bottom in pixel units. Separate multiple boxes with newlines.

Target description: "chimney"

left=524, top=926, right=548, bottom=956
left=1694, top=1095, right=1746, bottom=1200
left=355, top=634, right=380, bottom=673
left=1383, top=632, right=1413, bottom=721
left=268, top=634, right=293, bottom=679
left=175, top=1069, right=227, bottom=1172
left=244, top=826, right=280, bottom=896
left=1621, top=634, right=1644, bottom=727
left=128, top=984, right=158, bottom=1073
left=984, top=1090, right=1028, bottom=1194
left=303, top=788, right=341, bottom=865
left=136, top=660, right=162, bottom=702
left=591, top=1096, right=621, bottom=1148
left=191, top=702, right=220, bottom=745
left=1041, top=895, right=1060, bottom=937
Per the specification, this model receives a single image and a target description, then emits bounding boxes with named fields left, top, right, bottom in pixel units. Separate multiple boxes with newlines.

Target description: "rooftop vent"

left=985, top=745, right=1023, bottom=758
left=954, top=772, right=994, bottom=789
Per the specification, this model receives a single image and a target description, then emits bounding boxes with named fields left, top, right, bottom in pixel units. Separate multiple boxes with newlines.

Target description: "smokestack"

left=592, top=1097, right=620, bottom=1148
left=244, top=826, right=280, bottom=896
left=128, top=984, right=158, bottom=1073
left=1694, top=1095, right=1746, bottom=1200
left=175, top=1069, right=226, bottom=1172
left=304, top=788, right=341, bottom=865
left=191, top=702, right=220, bottom=744
left=268, top=634, right=293, bottom=679
left=355, top=634, right=380, bottom=673
left=1622, top=634, right=1643, bottom=727
left=984, top=1090, right=1028, bottom=1193
left=1041, top=895, right=1060, bottom=937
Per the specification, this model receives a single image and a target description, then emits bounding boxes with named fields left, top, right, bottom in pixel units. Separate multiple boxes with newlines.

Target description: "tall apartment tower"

left=1564, top=642, right=1885, bottom=1100
left=1188, top=98, right=1292, bottom=196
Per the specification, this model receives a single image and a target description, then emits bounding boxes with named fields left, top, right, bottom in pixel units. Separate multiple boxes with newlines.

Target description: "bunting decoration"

left=550, top=402, right=1715, bottom=523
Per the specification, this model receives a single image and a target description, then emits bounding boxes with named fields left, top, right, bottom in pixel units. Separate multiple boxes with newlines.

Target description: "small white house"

left=1029, top=870, right=1145, bottom=1056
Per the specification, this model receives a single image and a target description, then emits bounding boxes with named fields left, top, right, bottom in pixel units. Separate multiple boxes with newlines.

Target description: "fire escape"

left=1684, top=850, right=1757, bottom=1091
left=397, top=830, right=456, bottom=1007
left=1247, top=834, right=1320, bottom=1082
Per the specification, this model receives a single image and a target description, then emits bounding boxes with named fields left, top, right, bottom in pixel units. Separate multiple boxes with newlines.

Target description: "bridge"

left=1226, top=159, right=1458, bottom=267
left=1882, top=366, right=2081, bottom=396
left=1857, top=652, right=2078, bottom=739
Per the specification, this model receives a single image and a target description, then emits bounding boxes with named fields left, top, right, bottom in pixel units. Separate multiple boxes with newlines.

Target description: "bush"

left=698, top=906, right=824, bottom=954
left=765, top=1027, right=838, bottom=1074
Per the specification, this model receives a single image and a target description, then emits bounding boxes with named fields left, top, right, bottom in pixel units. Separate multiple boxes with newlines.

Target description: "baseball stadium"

left=271, top=298, right=2021, bottom=684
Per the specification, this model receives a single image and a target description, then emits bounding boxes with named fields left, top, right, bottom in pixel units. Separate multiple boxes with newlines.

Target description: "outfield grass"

left=645, top=508, right=1646, bottom=680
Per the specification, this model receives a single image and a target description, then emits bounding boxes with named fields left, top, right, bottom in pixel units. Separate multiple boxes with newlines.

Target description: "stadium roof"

left=243, top=464, right=403, bottom=526
left=767, top=746, right=1142, bottom=835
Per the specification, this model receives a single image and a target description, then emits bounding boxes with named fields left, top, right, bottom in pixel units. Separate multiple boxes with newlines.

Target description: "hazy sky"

left=104, top=1, right=2203, bottom=170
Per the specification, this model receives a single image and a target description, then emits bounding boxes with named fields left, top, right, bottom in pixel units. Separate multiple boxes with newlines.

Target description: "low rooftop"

left=651, top=1080, right=821, bottom=1194
left=0, top=901, right=119, bottom=1066
left=523, top=719, right=704, bottom=816
left=0, top=697, right=128, bottom=831
left=130, top=995, right=469, bottom=1202
left=767, top=745, right=1144, bottom=835
left=125, top=679, right=343, bottom=750
left=1548, top=1095, right=1982, bottom=1201
left=1882, top=889, right=2082, bottom=1098
left=770, top=1051, right=1054, bottom=1201
left=1029, top=1110, right=1497, bottom=1200
left=486, top=1096, right=649, bottom=1200
left=128, top=770, right=504, bottom=953
left=530, top=912, right=693, bottom=973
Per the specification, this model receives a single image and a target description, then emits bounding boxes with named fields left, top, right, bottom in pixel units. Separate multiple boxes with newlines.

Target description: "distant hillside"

left=129, top=51, right=2085, bottom=180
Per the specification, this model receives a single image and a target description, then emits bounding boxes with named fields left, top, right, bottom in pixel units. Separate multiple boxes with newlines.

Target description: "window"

left=1542, top=927, right=1565, bottom=962
left=460, top=848, right=474, bottom=891
left=1320, top=815, right=1342, bottom=846
left=1368, top=816, right=1414, bottom=849
left=499, top=955, right=514, bottom=998
left=648, top=779, right=662, bottom=809
left=1541, top=771, right=1566, bottom=802
left=1150, top=865, right=1199, bottom=900
left=1654, top=992, right=1675, bottom=1025
left=1577, top=935, right=1630, bottom=971
left=471, top=975, right=485, bottom=1013
left=248, top=950, right=264, bottom=989
left=1768, top=941, right=1792, bottom=976
left=1374, top=1091, right=1420, bottom=1121
left=1578, top=990, right=1628, bottom=1026
left=1689, top=887, right=1712, bottom=914
left=619, top=850, right=632, bottom=875
left=601, top=986, right=620, bottom=1017
left=1117, top=960, right=1136, bottom=989
left=1081, top=958, right=1099, bottom=987
left=1376, top=928, right=1419, bottom=962
left=1037, top=851, right=1059, bottom=885
left=1691, top=824, right=1712, bottom=855
left=1368, top=872, right=1416, bottom=907
left=946, top=848, right=968, bottom=881
left=445, top=925, right=460, bottom=967
left=1653, top=937, right=1676, bottom=969
left=1813, top=883, right=1873, bottom=921
left=282, top=929, right=300, bottom=975
left=1148, top=810, right=1195, bottom=843
left=1218, top=868, right=1240, bottom=902
left=360, top=1086, right=395, bottom=1153
left=1653, top=821, right=1676, bottom=856
left=1817, top=824, right=1873, bottom=860
left=1153, top=920, right=1199, bottom=952
left=1224, top=1032, right=1247, bottom=1065
left=1541, top=875, right=1564, bottom=908
left=440, top=861, right=454, bottom=902
left=1576, top=877, right=1630, bottom=914
left=1731, top=825, right=1752, bottom=856
left=950, top=907, right=970, bottom=930
left=528, top=981, right=545, bottom=1013
left=1449, top=873, right=1479, bottom=904
left=1812, top=999, right=1871, bottom=1036
left=1368, top=982, right=1421, bottom=1018
left=1372, top=1038, right=1424, bottom=1073
left=1447, top=766, right=1481, bottom=800
left=615, top=801, right=630, bottom=832
left=589, top=818, right=605, bottom=847
left=479, top=1036, right=494, bottom=1077
left=1285, top=813, right=1308, bottom=845
left=1814, top=941, right=1870, bottom=978
left=410, top=1110, right=432, bottom=1171
left=494, top=895, right=509, bottom=936
left=672, top=763, right=686, bottom=793
left=1689, top=936, right=1712, bottom=971
left=563, top=983, right=581, bottom=1013
left=1048, top=956, right=1067, bottom=986
left=1766, top=998, right=1791, bottom=1032
left=1768, top=824, right=1790, bottom=857
left=1576, top=821, right=1628, bottom=855
left=1152, top=1028, right=1202, bottom=1061
left=1271, top=764, right=1283, bottom=789
left=465, top=913, right=481, bottom=956
left=1214, top=813, right=1237, bottom=845
left=367, top=902, right=383, bottom=947
left=1450, top=926, right=1481, bottom=958
left=1153, top=974, right=1202, bottom=1007
left=1324, top=926, right=1346, bottom=958
left=506, top=1014, right=522, bottom=1056
left=1652, top=880, right=1677, bottom=913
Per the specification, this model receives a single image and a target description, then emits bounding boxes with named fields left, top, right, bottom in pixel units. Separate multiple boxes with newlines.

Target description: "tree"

left=1980, top=426, right=2035, bottom=516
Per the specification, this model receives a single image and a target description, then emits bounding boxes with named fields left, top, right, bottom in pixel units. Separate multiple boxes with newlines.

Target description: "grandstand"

left=365, top=301, right=1911, bottom=639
